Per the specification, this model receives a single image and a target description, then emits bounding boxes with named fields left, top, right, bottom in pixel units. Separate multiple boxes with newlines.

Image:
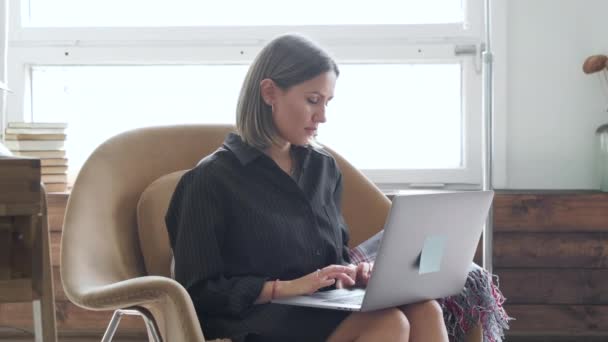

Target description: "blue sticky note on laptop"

left=419, top=235, right=447, bottom=274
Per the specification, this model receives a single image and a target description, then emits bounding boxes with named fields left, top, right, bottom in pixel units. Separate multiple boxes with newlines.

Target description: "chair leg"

left=137, top=308, right=163, bottom=342
left=101, top=308, right=163, bottom=342
left=101, top=310, right=124, bottom=342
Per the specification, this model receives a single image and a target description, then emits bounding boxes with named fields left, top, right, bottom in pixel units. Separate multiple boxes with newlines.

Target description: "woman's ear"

left=260, top=78, right=276, bottom=106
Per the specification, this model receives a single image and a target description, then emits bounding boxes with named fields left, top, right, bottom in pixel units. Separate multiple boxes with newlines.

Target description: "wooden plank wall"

left=1, top=191, right=608, bottom=340
left=494, top=192, right=608, bottom=340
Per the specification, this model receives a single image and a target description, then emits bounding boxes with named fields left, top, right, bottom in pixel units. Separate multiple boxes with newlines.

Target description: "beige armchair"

left=61, top=124, right=482, bottom=341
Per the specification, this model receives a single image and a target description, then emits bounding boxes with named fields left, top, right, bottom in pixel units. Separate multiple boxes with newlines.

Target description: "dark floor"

left=505, top=334, right=608, bottom=342
left=508, top=339, right=608, bottom=342
left=0, top=327, right=147, bottom=341
left=2, top=328, right=608, bottom=342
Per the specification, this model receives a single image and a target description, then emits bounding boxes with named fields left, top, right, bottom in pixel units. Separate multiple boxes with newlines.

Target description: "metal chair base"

left=101, top=308, right=162, bottom=342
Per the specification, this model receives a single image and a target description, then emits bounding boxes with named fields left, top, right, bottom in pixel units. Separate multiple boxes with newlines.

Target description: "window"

left=7, top=0, right=484, bottom=188
left=320, top=63, right=463, bottom=170
left=25, top=0, right=465, bottom=27
left=31, top=65, right=248, bottom=173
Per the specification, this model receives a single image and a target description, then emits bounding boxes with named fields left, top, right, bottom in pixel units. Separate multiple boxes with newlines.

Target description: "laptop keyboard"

left=325, top=294, right=365, bottom=305
left=306, top=288, right=366, bottom=306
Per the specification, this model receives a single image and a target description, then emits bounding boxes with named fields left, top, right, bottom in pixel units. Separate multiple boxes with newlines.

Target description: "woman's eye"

left=307, top=97, right=319, bottom=104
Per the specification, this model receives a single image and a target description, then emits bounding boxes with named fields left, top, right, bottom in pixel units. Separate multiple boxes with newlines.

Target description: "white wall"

left=0, top=0, right=8, bottom=138
left=501, top=0, right=608, bottom=189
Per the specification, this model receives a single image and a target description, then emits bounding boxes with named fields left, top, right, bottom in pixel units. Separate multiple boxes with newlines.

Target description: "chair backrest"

left=137, top=170, right=185, bottom=277
left=62, top=124, right=391, bottom=299
left=325, top=145, right=391, bottom=247
left=61, top=125, right=234, bottom=301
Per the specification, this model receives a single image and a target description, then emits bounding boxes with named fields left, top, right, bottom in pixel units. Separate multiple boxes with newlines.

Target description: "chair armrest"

left=70, top=275, right=205, bottom=341
left=76, top=276, right=182, bottom=309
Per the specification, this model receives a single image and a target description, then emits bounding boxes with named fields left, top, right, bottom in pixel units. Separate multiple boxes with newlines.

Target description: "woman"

left=165, top=34, right=448, bottom=342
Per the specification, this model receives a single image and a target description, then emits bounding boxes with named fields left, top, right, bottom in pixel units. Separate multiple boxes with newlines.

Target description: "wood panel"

left=496, top=268, right=608, bottom=304
left=507, top=335, right=608, bottom=342
left=0, top=158, right=41, bottom=216
left=0, top=301, right=146, bottom=333
left=47, top=193, right=68, bottom=232
left=494, top=192, right=608, bottom=339
left=0, top=279, right=33, bottom=302
left=50, top=231, right=60, bottom=267
left=494, top=193, right=608, bottom=233
left=52, top=267, right=66, bottom=302
left=494, top=232, right=608, bottom=268
left=505, top=305, right=608, bottom=334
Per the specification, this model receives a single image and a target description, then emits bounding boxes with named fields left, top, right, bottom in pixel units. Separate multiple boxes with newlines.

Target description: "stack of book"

left=4, top=122, right=69, bottom=193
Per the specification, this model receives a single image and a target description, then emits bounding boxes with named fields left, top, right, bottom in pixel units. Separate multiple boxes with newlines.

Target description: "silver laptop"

left=272, top=190, right=494, bottom=312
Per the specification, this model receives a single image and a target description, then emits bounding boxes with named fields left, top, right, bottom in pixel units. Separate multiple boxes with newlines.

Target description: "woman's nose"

left=315, top=107, right=327, bottom=123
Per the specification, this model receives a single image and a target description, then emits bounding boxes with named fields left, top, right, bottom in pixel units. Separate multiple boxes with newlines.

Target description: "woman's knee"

left=402, top=300, right=444, bottom=320
left=328, top=309, right=409, bottom=342
left=423, top=300, right=444, bottom=317
left=377, top=308, right=410, bottom=334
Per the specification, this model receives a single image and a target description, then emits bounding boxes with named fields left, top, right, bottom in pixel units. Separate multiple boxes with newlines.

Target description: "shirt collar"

left=223, top=133, right=264, bottom=165
left=223, top=133, right=316, bottom=167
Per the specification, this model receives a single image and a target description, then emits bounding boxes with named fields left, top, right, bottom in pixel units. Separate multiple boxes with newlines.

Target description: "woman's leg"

left=327, top=308, right=410, bottom=342
left=400, top=300, right=448, bottom=342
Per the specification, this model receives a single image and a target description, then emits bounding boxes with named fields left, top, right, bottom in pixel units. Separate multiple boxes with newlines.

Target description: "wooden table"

left=0, top=156, right=57, bottom=341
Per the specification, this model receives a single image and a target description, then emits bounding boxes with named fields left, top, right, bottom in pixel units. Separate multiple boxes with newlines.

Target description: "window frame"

left=5, top=0, right=485, bottom=188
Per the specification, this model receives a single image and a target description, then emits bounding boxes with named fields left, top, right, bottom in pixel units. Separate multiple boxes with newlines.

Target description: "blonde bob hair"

left=236, top=34, right=339, bottom=149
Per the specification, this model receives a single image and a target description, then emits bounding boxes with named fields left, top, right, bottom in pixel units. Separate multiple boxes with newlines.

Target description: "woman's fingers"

left=363, top=262, right=371, bottom=279
left=321, top=277, right=336, bottom=288
left=305, top=262, right=376, bottom=293
left=332, top=272, right=356, bottom=286
left=356, top=263, right=366, bottom=282
left=319, top=265, right=356, bottom=287
left=356, top=262, right=372, bottom=286
left=321, top=265, right=351, bottom=274
left=305, top=264, right=360, bottom=294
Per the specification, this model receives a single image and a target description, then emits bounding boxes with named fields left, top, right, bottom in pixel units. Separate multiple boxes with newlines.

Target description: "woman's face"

left=271, top=71, right=337, bottom=146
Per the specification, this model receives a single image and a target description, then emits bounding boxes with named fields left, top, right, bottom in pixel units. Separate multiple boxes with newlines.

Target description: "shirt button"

left=316, top=250, right=321, bottom=256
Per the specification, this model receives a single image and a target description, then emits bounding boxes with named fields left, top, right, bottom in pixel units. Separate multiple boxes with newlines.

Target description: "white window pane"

left=318, top=64, right=462, bottom=170
left=26, top=0, right=464, bottom=27
left=31, top=63, right=462, bottom=179
left=32, top=65, right=248, bottom=176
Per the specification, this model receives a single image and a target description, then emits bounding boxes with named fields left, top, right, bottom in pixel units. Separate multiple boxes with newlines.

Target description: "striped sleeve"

left=165, top=166, right=266, bottom=318
left=348, top=230, right=384, bottom=265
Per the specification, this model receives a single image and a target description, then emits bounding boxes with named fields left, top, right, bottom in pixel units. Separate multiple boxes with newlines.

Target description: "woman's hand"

left=282, top=265, right=356, bottom=297
left=335, top=262, right=373, bottom=289
left=335, top=264, right=357, bottom=289
left=355, top=262, right=373, bottom=287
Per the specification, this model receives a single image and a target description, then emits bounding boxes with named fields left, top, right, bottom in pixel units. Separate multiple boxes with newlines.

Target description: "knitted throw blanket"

left=348, top=231, right=513, bottom=342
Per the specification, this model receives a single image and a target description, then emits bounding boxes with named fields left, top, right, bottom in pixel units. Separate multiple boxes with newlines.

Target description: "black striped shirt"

left=165, top=133, right=350, bottom=322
